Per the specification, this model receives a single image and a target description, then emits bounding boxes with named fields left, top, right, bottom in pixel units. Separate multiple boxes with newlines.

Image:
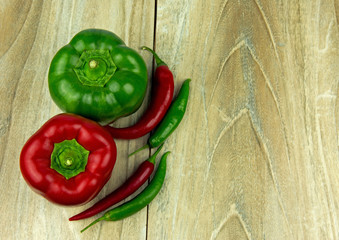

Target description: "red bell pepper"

left=20, top=113, right=117, bottom=206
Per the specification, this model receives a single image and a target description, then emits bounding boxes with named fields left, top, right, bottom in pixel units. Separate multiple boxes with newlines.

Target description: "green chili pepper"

left=129, top=79, right=190, bottom=156
left=81, top=151, right=170, bottom=233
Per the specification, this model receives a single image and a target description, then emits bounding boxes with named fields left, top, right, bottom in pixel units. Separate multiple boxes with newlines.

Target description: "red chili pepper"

left=69, top=144, right=163, bottom=221
left=104, top=46, right=174, bottom=139
left=20, top=113, right=117, bottom=206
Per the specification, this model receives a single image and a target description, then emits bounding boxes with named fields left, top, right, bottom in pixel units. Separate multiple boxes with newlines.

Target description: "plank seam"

left=146, top=1, right=158, bottom=239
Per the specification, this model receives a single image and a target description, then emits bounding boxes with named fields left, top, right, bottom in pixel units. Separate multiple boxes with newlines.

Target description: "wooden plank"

left=2, top=0, right=339, bottom=239
left=148, top=0, right=339, bottom=239
left=0, top=0, right=154, bottom=239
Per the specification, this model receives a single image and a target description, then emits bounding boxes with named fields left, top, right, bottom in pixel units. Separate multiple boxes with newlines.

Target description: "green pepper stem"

left=141, top=46, right=167, bottom=67
left=128, top=144, right=149, bottom=157
left=73, top=49, right=117, bottom=87
left=80, top=216, right=106, bottom=233
left=89, top=59, right=98, bottom=69
left=148, top=144, right=164, bottom=164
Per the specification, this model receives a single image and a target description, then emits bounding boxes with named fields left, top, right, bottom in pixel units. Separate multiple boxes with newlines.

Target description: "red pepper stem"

left=128, top=144, right=149, bottom=157
left=141, top=46, right=167, bottom=67
left=50, top=139, right=89, bottom=180
left=80, top=216, right=106, bottom=233
left=148, top=144, right=164, bottom=164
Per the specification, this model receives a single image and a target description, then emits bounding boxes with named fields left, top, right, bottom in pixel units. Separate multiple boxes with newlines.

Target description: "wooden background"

left=1, top=0, right=339, bottom=239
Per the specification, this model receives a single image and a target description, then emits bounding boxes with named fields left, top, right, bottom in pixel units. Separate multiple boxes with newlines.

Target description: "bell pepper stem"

left=128, top=144, right=149, bottom=157
left=80, top=216, right=106, bottom=233
left=89, top=60, right=98, bottom=69
left=50, top=139, right=89, bottom=180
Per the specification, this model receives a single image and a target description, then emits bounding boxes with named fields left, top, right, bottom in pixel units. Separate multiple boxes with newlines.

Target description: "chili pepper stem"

left=148, top=144, right=164, bottom=164
left=141, top=46, right=167, bottom=66
left=80, top=216, right=106, bottom=233
left=128, top=144, right=149, bottom=157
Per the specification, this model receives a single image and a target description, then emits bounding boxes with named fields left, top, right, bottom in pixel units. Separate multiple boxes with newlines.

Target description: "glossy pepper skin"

left=129, top=79, right=190, bottom=156
left=81, top=151, right=170, bottom=232
left=48, top=29, right=148, bottom=125
left=104, top=46, right=174, bottom=139
left=20, top=113, right=117, bottom=206
left=69, top=144, right=164, bottom=221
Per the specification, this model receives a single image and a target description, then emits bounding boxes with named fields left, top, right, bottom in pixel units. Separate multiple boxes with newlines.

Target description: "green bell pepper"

left=48, top=29, right=148, bottom=124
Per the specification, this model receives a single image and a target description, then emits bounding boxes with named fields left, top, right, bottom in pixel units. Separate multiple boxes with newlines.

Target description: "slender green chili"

left=129, top=79, right=190, bottom=156
left=81, top=151, right=170, bottom=233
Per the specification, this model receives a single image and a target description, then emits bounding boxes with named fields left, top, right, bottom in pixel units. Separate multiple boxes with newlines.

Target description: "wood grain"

left=1, top=0, right=339, bottom=239
left=0, top=1, right=155, bottom=239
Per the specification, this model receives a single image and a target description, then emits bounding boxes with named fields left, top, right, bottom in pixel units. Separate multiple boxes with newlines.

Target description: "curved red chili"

left=104, top=46, right=174, bottom=139
left=80, top=151, right=170, bottom=233
left=69, top=144, right=163, bottom=221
